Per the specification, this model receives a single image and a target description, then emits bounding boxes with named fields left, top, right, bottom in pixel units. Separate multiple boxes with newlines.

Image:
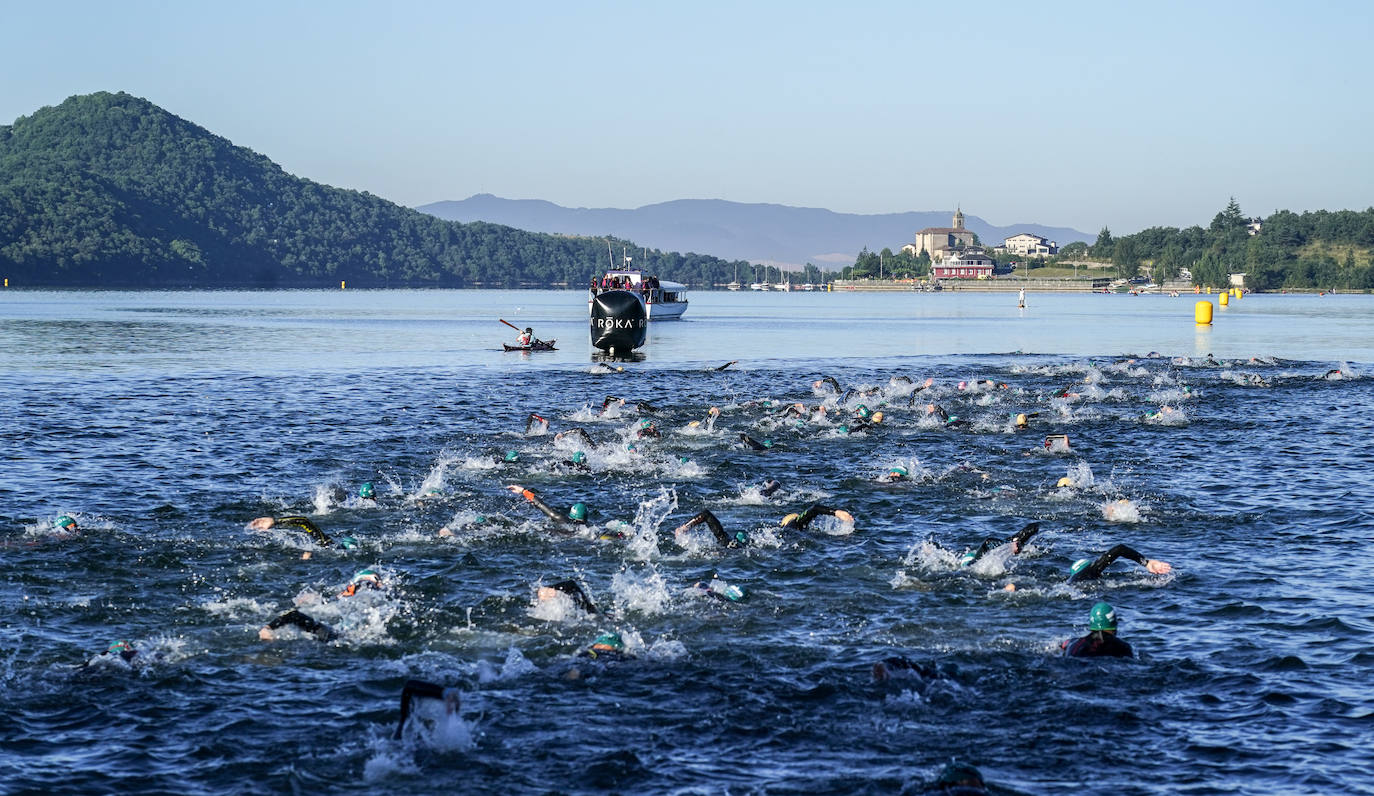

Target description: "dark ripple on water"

left=4, top=355, right=1374, bottom=794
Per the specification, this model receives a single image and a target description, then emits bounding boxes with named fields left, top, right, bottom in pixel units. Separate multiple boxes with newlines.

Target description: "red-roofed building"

left=933, top=248, right=995, bottom=279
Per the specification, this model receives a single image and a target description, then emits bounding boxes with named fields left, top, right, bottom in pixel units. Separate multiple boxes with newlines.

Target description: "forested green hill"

left=0, top=92, right=750, bottom=287
left=1086, top=200, right=1374, bottom=290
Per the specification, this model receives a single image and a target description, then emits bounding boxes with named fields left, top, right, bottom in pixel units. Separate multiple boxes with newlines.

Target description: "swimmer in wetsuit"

left=871, top=656, right=941, bottom=683
left=578, top=631, right=632, bottom=662
left=739, top=432, right=773, bottom=450
left=881, top=465, right=909, bottom=482
left=674, top=509, right=747, bottom=548
left=1062, top=601, right=1133, bottom=658
left=959, top=521, right=1042, bottom=568
left=84, top=639, right=158, bottom=667
left=690, top=574, right=745, bottom=602
left=538, top=579, right=598, bottom=614
left=924, top=761, right=990, bottom=795
left=562, top=450, right=591, bottom=471
left=358, top=482, right=378, bottom=503
left=1067, top=544, right=1171, bottom=583
left=780, top=504, right=854, bottom=531
left=926, top=404, right=969, bottom=428
left=394, top=679, right=461, bottom=739
left=248, top=515, right=336, bottom=547
left=506, top=485, right=587, bottom=532
left=555, top=428, right=595, bottom=447
left=259, top=569, right=382, bottom=641
left=758, top=479, right=783, bottom=498
left=259, top=609, right=333, bottom=642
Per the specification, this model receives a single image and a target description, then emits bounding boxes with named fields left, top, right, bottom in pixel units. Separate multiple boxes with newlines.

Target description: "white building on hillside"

left=1002, top=232, right=1058, bottom=257
left=901, top=208, right=976, bottom=263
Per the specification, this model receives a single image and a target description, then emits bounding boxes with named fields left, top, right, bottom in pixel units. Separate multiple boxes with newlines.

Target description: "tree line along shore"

left=2, top=93, right=1370, bottom=293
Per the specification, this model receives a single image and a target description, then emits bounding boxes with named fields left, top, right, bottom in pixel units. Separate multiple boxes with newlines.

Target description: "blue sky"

left=3, top=0, right=1370, bottom=235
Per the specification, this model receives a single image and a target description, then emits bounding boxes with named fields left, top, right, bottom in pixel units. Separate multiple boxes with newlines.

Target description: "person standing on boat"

left=1018, top=287, right=1026, bottom=309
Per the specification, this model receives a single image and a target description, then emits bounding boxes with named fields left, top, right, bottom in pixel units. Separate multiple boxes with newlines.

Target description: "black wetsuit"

left=961, top=522, right=1042, bottom=567
left=273, top=516, right=333, bottom=547
left=675, top=509, right=745, bottom=548
left=513, top=488, right=583, bottom=533
left=1068, top=544, right=1151, bottom=583
left=395, top=679, right=456, bottom=739
left=545, top=579, right=598, bottom=613
left=759, top=479, right=782, bottom=498
left=266, top=609, right=333, bottom=641
left=1064, top=631, right=1133, bottom=658
left=739, top=433, right=771, bottom=451
left=554, top=428, right=595, bottom=447
left=783, top=504, right=844, bottom=531
left=872, top=656, right=940, bottom=682
left=525, top=413, right=549, bottom=434
left=815, top=376, right=841, bottom=393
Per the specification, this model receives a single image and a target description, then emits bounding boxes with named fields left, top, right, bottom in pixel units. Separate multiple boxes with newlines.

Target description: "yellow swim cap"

left=781, top=513, right=800, bottom=527
left=1057, top=476, right=1074, bottom=488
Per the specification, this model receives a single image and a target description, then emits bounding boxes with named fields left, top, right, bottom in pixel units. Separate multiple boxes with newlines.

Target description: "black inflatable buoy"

left=591, top=290, right=648, bottom=354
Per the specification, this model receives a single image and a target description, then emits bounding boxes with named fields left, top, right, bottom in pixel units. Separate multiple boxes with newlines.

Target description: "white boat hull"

left=646, top=299, right=688, bottom=320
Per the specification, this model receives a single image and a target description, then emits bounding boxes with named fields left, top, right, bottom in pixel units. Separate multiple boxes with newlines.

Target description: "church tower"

left=952, top=206, right=965, bottom=230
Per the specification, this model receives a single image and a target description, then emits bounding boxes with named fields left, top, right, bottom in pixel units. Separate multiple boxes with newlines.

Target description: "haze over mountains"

left=418, top=195, right=1094, bottom=268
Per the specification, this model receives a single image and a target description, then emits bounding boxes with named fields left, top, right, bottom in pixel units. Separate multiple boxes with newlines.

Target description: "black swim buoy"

left=591, top=290, right=648, bottom=354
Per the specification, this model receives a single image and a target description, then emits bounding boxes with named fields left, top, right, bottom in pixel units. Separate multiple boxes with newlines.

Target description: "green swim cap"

left=568, top=502, right=588, bottom=522
left=54, top=515, right=76, bottom=529
left=1089, top=601, right=1118, bottom=631
left=359, top=482, right=376, bottom=499
left=424, top=487, right=442, bottom=496
left=640, top=419, right=652, bottom=428
left=857, top=404, right=870, bottom=418
left=838, top=425, right=850, bottom=434
left=1070, top=558, right=1092, bottom=577
left=353, top=569, right=379, bottom=582
left=592, top=632, right=623, bottom=650
left=108, top=640, right=132, bottom=654
left=890, top=465, right=909, bottom=477
left=340, top=536, right=358, bottom=549
left=503, top=450, right=519, bottom=462
left=959, top=550, right=977, bottom=568
left=572, top=451, right=587, bottom=464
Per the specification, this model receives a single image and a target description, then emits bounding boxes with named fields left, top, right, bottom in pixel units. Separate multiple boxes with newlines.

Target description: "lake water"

left=3, top=289, right=1373, bottom=794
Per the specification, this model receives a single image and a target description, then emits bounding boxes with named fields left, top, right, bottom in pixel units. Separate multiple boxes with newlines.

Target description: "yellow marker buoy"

left=341, top=280, right=346, bottom=290
left=1195, top=300, right=1213, bottom=324
left=1219, top=292, right=1229, bottom=306
left=1232, top=288, right=1241, bottom=299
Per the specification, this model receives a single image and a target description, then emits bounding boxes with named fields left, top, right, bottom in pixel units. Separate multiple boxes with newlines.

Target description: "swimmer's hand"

left=248, top=517, right=275, bottom=531
left=1146, top=559, right=1172, bottom=575
left=258, top=627, right=275, bottom=641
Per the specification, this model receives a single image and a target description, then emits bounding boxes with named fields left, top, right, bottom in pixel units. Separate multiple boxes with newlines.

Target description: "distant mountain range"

left=417, top=195, right=1093, bottom=268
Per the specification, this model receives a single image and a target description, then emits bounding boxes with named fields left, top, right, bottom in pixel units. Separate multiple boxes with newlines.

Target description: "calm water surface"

left=2, top=289, right=1372, bottom=795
